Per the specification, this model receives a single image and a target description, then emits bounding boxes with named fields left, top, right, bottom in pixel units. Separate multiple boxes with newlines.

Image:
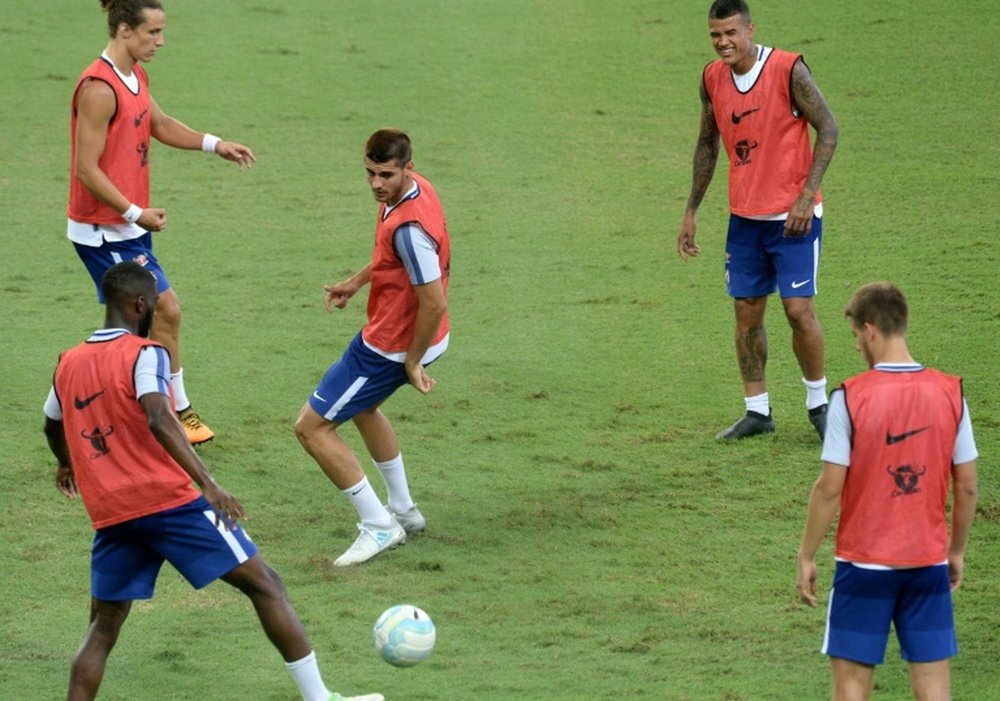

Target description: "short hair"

left=101, top=261, right=157, bottom=306
left=709, top=0, right=751, bottom=22
left=365, top=129, right=412, bottom=166
left=100, top=0, right=163, bottom=37
left=844, top=282, right=909, bottom=337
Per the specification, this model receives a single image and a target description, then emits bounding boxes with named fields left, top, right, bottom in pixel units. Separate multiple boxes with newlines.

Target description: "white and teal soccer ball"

left=372, top=604, right=436, bottom=667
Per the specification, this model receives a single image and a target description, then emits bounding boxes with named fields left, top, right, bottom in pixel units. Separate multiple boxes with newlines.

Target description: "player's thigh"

left=308, top=333, right=408, bottom=423
left=91, top=522, right=166, bottom=601
left=772, top=216, right=822, bottom=298
left=142, top=496, right=260, bottom=590
left=895, top=565, right=957, bottom=663
left=823, top=563, right=898, bottom=666
left=725, top=216, right=777, bottom=298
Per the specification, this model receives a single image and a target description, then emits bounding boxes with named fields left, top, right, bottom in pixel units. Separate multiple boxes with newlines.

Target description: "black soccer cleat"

left=808, top=404, right=828, bottom=440
left=716, top=410, right=775, bottom=441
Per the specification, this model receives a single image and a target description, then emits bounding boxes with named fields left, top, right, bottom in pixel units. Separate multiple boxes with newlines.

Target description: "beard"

left=137, top=309, right=155, bottom=338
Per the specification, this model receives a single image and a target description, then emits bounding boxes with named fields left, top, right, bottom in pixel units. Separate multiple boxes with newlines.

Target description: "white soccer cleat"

left=387, top=504, right=426, bottom=534
left=329, top=693, right=385, bottom=701
left=333, top=519, right=406, bottom=566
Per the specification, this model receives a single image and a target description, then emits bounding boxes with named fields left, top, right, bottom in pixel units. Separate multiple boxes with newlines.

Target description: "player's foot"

left=334, top=519, right=406, bottom=566
left=808, top=404, right=828, bottom=440
left=329, top=693, right=385, bottom=701
left=178, top=407, right=214, bottom=445
left=716, top=411, right=775, bottom=440
left=388, top=504, right=426, bottom=534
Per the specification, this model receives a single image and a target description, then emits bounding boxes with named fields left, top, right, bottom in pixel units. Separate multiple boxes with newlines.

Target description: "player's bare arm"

left=325, top=264, right=373, bottom=312
left=75, top=79, right=167, bottom=232
left=948, top=460, right=979, bottom=591
left=678, top=80, right=720, bottom=260
left=797, top=462, right=846, bottom=607
left=405, top=278, right=447, bottom=394
left=786, top=59, right=839, bottom=237
left=140, top=392, right=245, bottom=529
left=44, top=416, right=79, bottom=499
left=149, top=96, right=256, bottom=169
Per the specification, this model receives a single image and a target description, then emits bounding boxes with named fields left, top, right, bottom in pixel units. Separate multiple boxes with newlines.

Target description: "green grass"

left=1, top=0, right=998, bottom=699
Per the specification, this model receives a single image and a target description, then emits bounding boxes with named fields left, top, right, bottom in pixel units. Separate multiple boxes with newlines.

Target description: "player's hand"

left=56, top=465, right=78, bottom=500
left=948, top=553, right=965, bottom=592
left=324, top=283, right=355, bottom=312
left=139, top=208, right=167, bottom=232
left=784, top=194, right=815, bottom=238
left=406, top=363, right=436, bottom=395
left=678, top=215, right=701, bottom=261
left=797, top=557, right=819, bottom=607
left=215, top=141, right=257, bottom=170
left=202, top=483, right=246, bottom=531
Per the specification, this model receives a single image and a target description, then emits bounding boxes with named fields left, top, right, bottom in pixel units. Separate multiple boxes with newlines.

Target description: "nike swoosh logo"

left=134, top=108, right=149, bottom=128
left=790, top=279, right=811, bottom=289
left=731, top=107, right=760, bottom=124
left=74, top=390, right=105, bottom=410
left=312, top=392, right=327, bottom=402
left=886, top=426, right=930, bottom=445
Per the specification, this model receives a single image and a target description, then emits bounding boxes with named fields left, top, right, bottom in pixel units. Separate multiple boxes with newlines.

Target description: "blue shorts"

left=308, top=332, right=412, bottom=424
left=823, top=562, right=957, bottom=665
left=724, top=214, right=822, bottom=298
left=91, top=496, right=258, bottom=601
left=73, top=232, right=171, bottom=303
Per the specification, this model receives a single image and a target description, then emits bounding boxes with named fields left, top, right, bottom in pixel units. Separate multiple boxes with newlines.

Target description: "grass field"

left=1, top=1, right=998, bottom=699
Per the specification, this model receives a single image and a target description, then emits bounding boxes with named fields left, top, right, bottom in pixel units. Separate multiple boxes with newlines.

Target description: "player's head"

left=708, top=1, right=755, bottom=70
left=709, top=0, right=751, bottom=24
left=844, top=282, right=909, bottom=337
left=364, top=129, right=414, bottom=205
left=365, top=129, right=413, bottom=168
left=101, top=261, right=159, bottom=338
left=101, top=0, right=165, bottom=63
left=845, top=282, right=908, bottom=367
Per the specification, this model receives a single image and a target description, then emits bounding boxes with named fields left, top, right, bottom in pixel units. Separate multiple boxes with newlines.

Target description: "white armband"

left=122, top=204, right=143, bottom=224
left=202, top=133, right=221, bottom=153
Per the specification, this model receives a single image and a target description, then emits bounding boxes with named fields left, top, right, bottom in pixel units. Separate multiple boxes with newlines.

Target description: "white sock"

left=342, top=477, right=391, bottom=527
left=744, top=392, right=770, bottom=416
left=803, top=377, right=828, bottom=410
left=375, top=453, right=414, bottom=514
left=170, top=368, right=191, bottom=413
left=285, top=650, right=331, bottom=701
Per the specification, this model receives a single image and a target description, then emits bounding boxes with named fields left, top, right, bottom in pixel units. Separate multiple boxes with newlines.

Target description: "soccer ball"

left=372, top=604, right=436, bottom=667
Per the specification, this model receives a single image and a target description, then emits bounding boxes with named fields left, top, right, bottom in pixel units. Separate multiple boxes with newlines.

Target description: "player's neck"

left=103, top=43, right=136, bottom=76
left=871, top=337, right=915, bottom=365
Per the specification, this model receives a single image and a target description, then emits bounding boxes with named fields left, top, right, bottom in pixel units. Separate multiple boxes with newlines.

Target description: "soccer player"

left=68, top=0, right=257, bottom=444
left=43, top=262, right=381, bottom=701
left=676, top=0, right=839, bottom=440
left=797, top=282, right=979, bottom=700
left=295, top=129, right=450, bottom=567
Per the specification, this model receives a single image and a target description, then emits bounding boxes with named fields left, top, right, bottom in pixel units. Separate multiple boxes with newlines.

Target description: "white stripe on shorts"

left=821, top=584, right=835, bottom=654
left=324, top=376, right=369, bottom=421
left=202, top=510, right=250, bottom=564
left=812, top=237, right=820, bottom=294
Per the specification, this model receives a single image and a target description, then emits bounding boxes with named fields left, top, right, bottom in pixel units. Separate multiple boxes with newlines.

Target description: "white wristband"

left=122, top=204, right=143, bottom=224
left=202, top=133, right=221, bottom=153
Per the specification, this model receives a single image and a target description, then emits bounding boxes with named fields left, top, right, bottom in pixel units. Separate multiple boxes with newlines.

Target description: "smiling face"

left=365, top=157, right=413, bottom=206
left=709, top=13, right=756, bottom=74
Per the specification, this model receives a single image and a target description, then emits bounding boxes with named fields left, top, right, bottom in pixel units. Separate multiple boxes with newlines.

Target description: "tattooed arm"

left=786, top=58, right=839, bottom=237
left=678, top=79, right=721, bottom=260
